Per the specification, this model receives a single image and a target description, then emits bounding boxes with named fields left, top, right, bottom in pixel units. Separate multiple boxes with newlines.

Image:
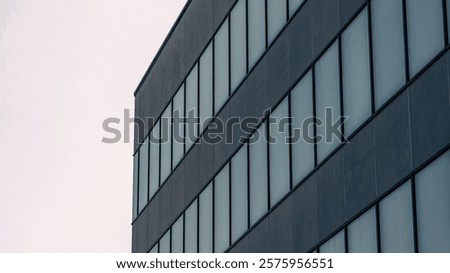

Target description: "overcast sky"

left=0, top=0, right=186, bottom=252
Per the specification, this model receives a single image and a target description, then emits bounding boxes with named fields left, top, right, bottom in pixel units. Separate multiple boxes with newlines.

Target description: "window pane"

left=249, top=123, right=269, bottom=226
left=160, top=103, right=172, bottom=184
left=371, top=0, right=406, bottom=109
left=289, top=0, right=304, bottom=18
left=406, top=0, right=445, bottom=76
left=315, top=41, right=341, bottom=163
left=186, top=64, right=199, bottom=151
left=379, top=181, right=414, bottom=253
left=149, top=243, right=158, bottom=253
left=159, top=230, right=171, bottom=253
left=348, top=207, right=378, bottom=253
left=138, top=138, right=149, bottom=213
left=230, top=0, right=247, bottom=92
left=184, top=199, right=198, bottom=253
left=291, top=70, right=314, bottom=185
left=149, top=122, right=160, bottom=198
left=173, top=85, right=185, bottom=168
left=214, top=164, right=230, bottom=253
left=320, top=230, right=346, bottom=253
left=342, top=8, right=371, bottom=136
left=214, top=19, right=229, bottom=114
left=171, top=216, right=184, bottom=253
left=267, top=0, right=287, bottom=45
left=199, top=183, right=213, bottom=253
left=269, top=97, right=290, bottom=207
left=415, top=151, right=450, bottom=252
left=248, top=0, right=266, bottom=69
left=133, top=153, right=139, bottom=219
left=231, top=145, right=249, bottom=243
left=200, top=42, right=213, bottom=132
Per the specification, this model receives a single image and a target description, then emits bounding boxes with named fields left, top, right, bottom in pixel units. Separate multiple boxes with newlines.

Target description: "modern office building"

left=132, top=0, right=450, bottom=253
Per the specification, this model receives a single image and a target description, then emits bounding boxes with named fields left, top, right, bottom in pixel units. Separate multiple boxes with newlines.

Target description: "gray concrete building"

left=132, top=0, right=450, bottom=253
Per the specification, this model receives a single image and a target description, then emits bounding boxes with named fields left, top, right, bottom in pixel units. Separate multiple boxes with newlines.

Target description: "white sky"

left=0, top=0, right=186, bottom=252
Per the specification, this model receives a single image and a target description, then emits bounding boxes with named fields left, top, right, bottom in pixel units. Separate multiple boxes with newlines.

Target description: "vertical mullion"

left=411, top=177, right=419, bottom=253
left=228, top=16, right=232, bottom=97
left=344, top=227, right=349, bottom=253
left=266, top=118, right=271, bottom=210
left=402, top=0, right=411, bottom=81
left=367, top=0, right=376, bottom=114
left=312, top=68, right=318, bottom=167
left=136, top=151, right=140, bottom=217
left=228, top=161, right=232, bottom=246
left=338, top=37, right=345, bottom=140
left=246, top=143, right=251, bottom=229
left=169, top=227, right=172, bottom=253
left=183, top=84, right=187, bottom=155
left=170, top=102, right=174, bottom=172
left=264, top=0, right=268, bottom=48
left=288, top=93, right=293, bottom=190
left=158, top=120, right=162, bottom=188
left=182, top=213, right=186, bottom=253
left=196, top=198, right=200, bottom=253
left=212, top=179, right=216, bottom=253
left=286, top=0, right=289, bottom=21
left=375, top=203, right=381, bottom=253
left=442, top=0, right=449, bottom=45
left=147, top=137, right=151, bottom=202
left=197, top=62, right=201, bottom=142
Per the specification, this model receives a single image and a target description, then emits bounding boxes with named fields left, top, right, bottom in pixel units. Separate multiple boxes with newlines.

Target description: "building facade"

left=132, top=0, right=450, bottom=253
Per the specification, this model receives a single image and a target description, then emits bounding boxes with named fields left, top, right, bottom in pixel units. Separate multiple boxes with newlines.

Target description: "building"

left=132, top=0, right=450, bottom=253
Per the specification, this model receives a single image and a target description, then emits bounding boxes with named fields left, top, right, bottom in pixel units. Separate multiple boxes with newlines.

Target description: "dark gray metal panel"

left=311, top=0, right=339, bottom=56
left=182, top=145, right=201, bottom=206
left=292, top=177, right=319, bottom=253
left=342, top=123, right=376, bottom=219
left=170, top=163, right=186, bottom=222
left=213, top=0, right=232, bottom=31
left=266, top=30, right=290, bottom=105
left=246, top=218, right=269, bottom=253
left=199, top=0, right=214, bottom=48
left=316, top=151, right=345, bottom=240
left=339, top=0, right=366, bottom=28
left=134, top=205, right=150, bottom=253
left=184, top=0, right=200, bottom=73
left=227, top=235, right=249, bottom=253
left=373, top=92, right=412, bottom=196
left=409, top=54, right=450, bottom=168
left=288, top=0, right=313, bottom=87
left=268, top=196, right=294, bottom=252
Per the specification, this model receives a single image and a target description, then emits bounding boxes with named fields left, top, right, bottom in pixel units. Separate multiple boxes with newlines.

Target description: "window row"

left=133, top=0, right=306, bottom=219
left=316, top=150, right=450, bottom=253
left=144, top=0, right=450, bottom=250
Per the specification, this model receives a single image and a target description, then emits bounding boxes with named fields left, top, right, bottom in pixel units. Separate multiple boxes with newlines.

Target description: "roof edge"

left=133, top=0, right=193, bottom=97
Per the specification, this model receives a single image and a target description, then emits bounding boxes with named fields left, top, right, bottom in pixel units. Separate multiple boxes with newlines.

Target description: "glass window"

left=186, top=64, right=199, bottom=151
left=159, top=229, right=171, bottom=253
left=415, top=151, right=450, bottom=253
left=214, top=18, right=229, bottom=114
left=320, top=230, right=346, bottom=253
left=267, top=0, right=287, bottom=45
left=269, top=98, right=291, bottom=207
left=133, top=153, right=139, bottom=219
left=172, top=85, right=185, bottom=169
left=171, top=216, right=184, bottom=253
left=138, top=138, right=149, bottom=213
left=290, top=70, right=314, bottom=186
left=230, top=0, right=247, bottom=92
left=214, top=164, right=230, bottom=253
left=231, top=145, right=249, bottom=243
left=199, top=184, right=213, bottom=253
left=248, top=0, right=266, bottom=69
left=371, top=0, right=406, bottom=109
left=184, top=199, right=198, bottom=253
left=149, top=243, right=158, bottom=253
left=348, top=207, right=378, bottom=253
left=379, top=181, right=414, bottom=253
left=160, top=103, right=172, bottom=184
left=200, top=42, right=213, bottom=132
left=289, top=0, right=304, bottom=18
left=406, top=0, right=445, bottom=76
left=149, top=122, right=160, bottom=198
left=315, top=41, right=341, bottom=163
left=249, top=123, right=269, bottom=226
left=342, top=8, right=372, bottom=136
